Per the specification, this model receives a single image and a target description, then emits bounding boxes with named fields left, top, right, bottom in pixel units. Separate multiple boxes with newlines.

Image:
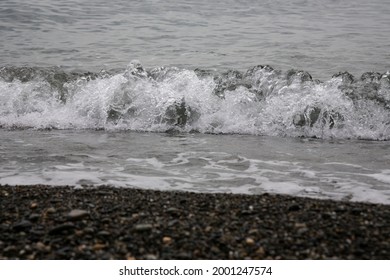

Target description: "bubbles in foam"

left=0, top=63, right=389, bottom=140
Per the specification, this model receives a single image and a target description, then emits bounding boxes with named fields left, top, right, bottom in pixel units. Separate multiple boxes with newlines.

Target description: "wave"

left=0, top=61, right=389, bottom=140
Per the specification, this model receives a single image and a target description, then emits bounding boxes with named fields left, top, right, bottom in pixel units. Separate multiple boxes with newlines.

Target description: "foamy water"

left=1, top=131, right=389, bottom=204
left=0, top=63, right=389, bottom=140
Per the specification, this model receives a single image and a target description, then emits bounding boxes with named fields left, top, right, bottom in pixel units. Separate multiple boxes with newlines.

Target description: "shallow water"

left=1, top=130, right=389, bottom=204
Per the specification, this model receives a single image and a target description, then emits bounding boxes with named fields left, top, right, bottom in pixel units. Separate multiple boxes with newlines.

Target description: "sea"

left=0, top=0, right=389, bottom=204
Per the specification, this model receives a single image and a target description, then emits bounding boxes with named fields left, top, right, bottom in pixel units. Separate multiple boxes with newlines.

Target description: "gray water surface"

left=1, top=0, right=389, bottom=79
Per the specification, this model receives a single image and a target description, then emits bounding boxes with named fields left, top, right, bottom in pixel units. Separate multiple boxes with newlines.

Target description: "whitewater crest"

left=0, top=61, right=389, bottom=140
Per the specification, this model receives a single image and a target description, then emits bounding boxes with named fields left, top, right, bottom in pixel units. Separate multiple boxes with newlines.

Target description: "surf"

left=0, top=61, right=389, bottom=140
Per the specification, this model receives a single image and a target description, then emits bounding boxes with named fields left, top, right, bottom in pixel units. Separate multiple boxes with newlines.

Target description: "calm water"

left=1, top=0, right=390, bottom=80
left=0, top=0, right=389, bottom=204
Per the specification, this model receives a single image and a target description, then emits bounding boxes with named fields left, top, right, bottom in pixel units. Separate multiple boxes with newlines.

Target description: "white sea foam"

left=366, top=170, right=390, bottom=184
left=0, top=64, right=389, bottom=140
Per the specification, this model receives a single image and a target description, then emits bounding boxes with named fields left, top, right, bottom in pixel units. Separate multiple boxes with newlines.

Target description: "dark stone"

left=288, top=204, right=301, bottom=212
left=166, top=207, right=181, bottom=216
left=168, top=219, right=179, bottom=227
left=48, top=223, right=76, bottom=235
left=351, top=208, right=362, bottom=216
left=134, top=223, right=153, bottom=232
left=97, top=230, right=111, bottom=237
left=28, top=214, right=41, bottom=222
left=321, top=213, right=332, bottom=219
left=0, top=223, right=9, bottom=231
left=13, top=220, right=32, bottom=232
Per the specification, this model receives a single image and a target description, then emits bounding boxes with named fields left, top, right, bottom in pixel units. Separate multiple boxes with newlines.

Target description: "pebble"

left=351, top=208, right=362, bottom=215
left=144, top=254, right=158, bottom=260
left=93, top=243, right=106, bottom=251
left=210, top=246, right=220, bottom=253
left=13, top=220, right=32, bottom=231
left=205, top=226, right=212, bottom=232
left=35, top=242, right=45, bottom=250
left=248, top=229, right=259, bottom=235
left=101, top=218, right=111, bottom=224
left=131, top=213, right=140, bottom=219
left=255, top=247, right=265, bottom=256
left=77, top=244, right=87, bottom=251
left=166, top=207, right=180, bottom=216
left=35, top=242, right=50, bottom=252
left=297, top=228, right=309, bottom=235
left=288, top=204, right=301, bottom=211
left=4, top=246, right=17, bottom=254
left=245, top=237, right=255, bottom=246
left=294, top=222, right=307, bottom=229
left=2, top=190, right=9, bottom=196
left=134, top=223, right=153, bottom=232
left=28, top=214, right=41, bottom=222
left=30, top=202, right=38, bottom=209
left=67, top=209, right=89, bottom=220
left=168, top=219, right=179, bottom=227
left=46, top=207, right=56, bottom=214
left=48, top=223, right=75, bottom=235
left=83, top=227, right=95, bottom=234
left=162, top=236, right=173, bottom=244
left=97, top=230, right=111, bottom=237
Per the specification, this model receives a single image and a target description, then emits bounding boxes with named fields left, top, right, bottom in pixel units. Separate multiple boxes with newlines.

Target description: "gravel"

left=1, top=185, right=389, bottom=259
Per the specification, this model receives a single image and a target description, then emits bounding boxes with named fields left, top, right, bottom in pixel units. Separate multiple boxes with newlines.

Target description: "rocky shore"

left=1, top=185, right=389, bottom=260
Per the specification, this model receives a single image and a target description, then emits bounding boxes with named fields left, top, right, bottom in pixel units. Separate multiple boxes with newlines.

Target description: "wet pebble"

left=67, top=209, right=89, bottom=221
left=134, top=223, right=153, bottom=232
left=46, top=207, right=56, bottom=214
left=166, top=207, right=181, bottom=216
left=245, top=237, right=255, bottom=246
left=48, top=223, right=75, bottom=235
left=30, top=202, right=38, bottom=209
left=144, top=254, right=158, bottom=260
left=288, top=204, right=301, bottom=211
left=93, top=243, right=106, bottom=251
left=13, top=220, right=32, bottom=232
left=28, top=214, right=41, bottom=222
left=162, top=236, right=173, bottom=245
left=83, top=227, right=95, bottom=234
left=35, top=242, right=50, bottom=252
left=97, top=230, right=111, bottom=237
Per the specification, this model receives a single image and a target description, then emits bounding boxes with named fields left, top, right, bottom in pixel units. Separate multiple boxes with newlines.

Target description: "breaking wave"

left=0, top=61, right=389, bottom=140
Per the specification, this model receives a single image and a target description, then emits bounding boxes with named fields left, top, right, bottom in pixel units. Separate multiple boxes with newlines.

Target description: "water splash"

left=0, top=62, right=389, bottom=140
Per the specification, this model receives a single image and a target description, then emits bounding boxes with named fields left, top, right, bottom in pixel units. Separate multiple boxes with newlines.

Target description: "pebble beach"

left=1, top=185, right=389, bottom=260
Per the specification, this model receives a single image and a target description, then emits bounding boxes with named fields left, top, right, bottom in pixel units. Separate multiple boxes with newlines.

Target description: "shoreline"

left=1, top=185, right=389, bottom=259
